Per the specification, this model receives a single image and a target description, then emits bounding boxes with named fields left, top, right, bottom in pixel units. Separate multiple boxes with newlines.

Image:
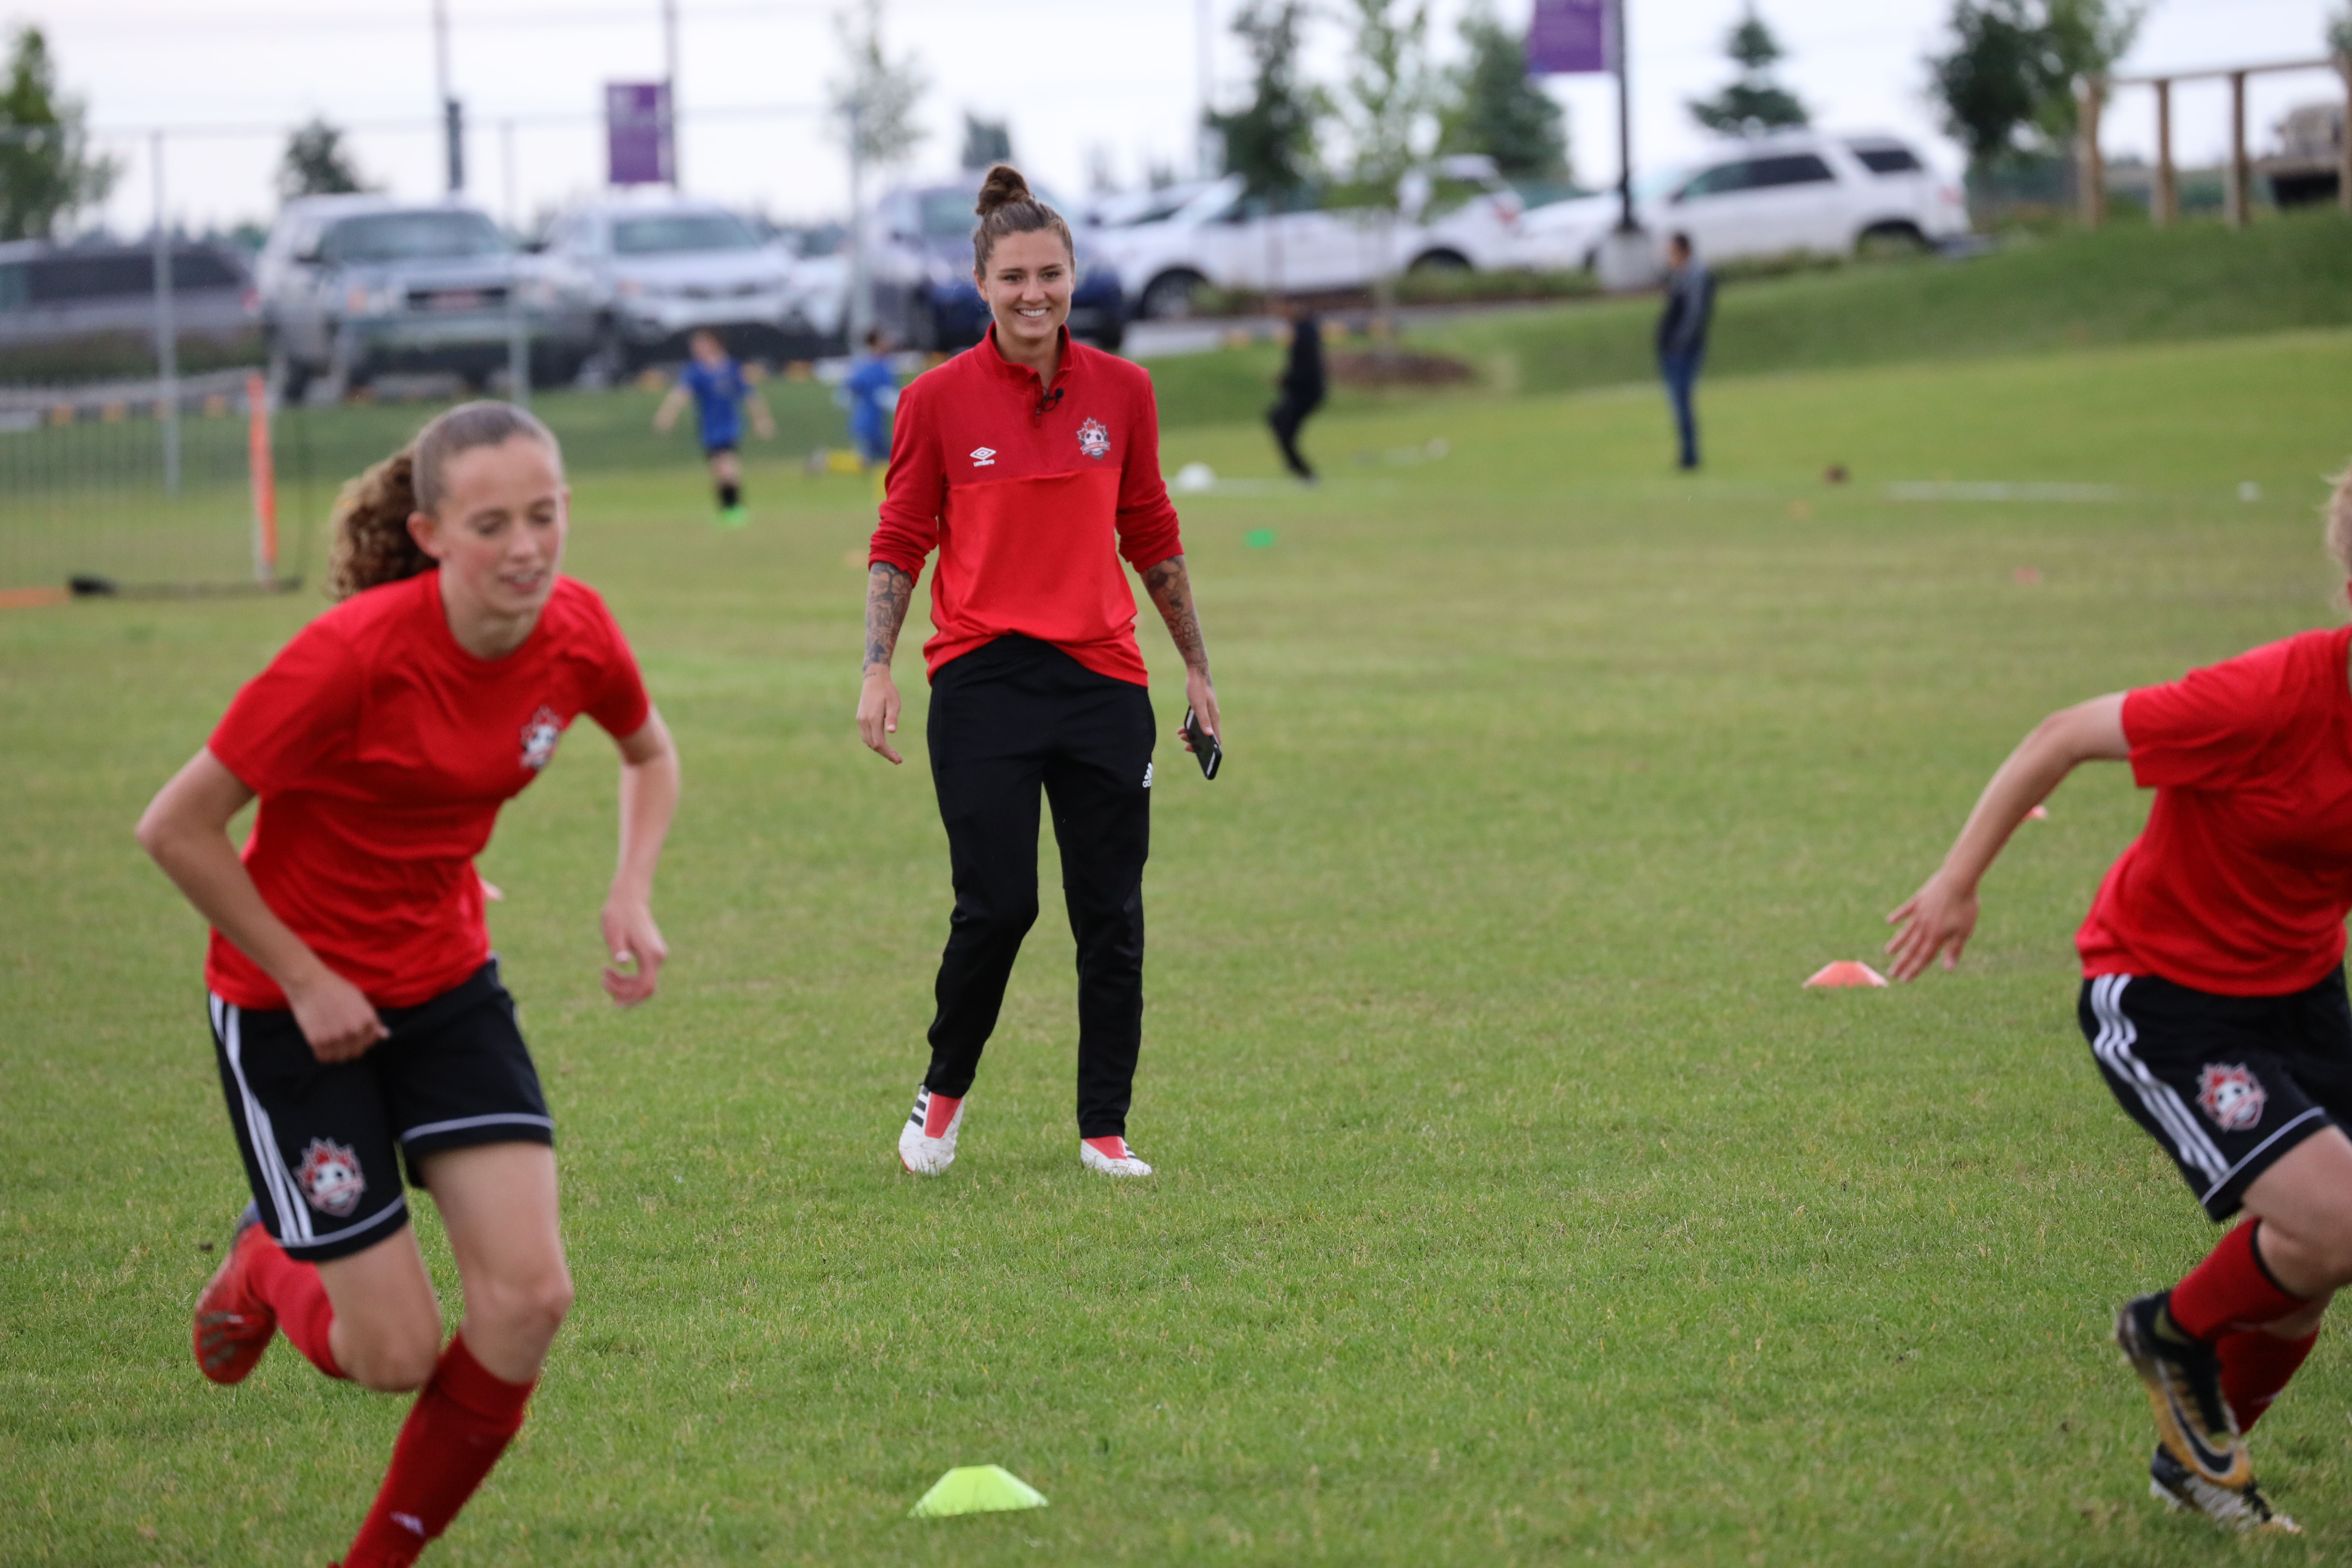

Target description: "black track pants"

left=923, top=635, right=1156, bottom=1138
left=1268, top=386, right=1323, bottom=479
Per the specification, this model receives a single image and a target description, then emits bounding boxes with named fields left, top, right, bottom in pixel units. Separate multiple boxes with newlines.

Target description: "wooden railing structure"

left=2077, top=55, right=2352, bottom=227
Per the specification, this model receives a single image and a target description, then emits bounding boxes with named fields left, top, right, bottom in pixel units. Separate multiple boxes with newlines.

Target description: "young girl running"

left=653, top=328, right=774, bottom=526
left=1885, top=475, right=2352, bottom=1534
left=138, top=401, right=679, bottom=1567
left=858, top=164, right=1219, bottom=1180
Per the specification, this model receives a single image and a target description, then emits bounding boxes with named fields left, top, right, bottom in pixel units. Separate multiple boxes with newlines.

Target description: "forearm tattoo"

left=864, top=563, right=913, bottom=672
left=1142, top=554, right=1211, bottom=674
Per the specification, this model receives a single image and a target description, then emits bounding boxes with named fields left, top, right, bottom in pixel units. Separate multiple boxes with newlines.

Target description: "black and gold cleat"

left=2149, top=1443, right=2298, bottom=1534
left=2115, top=1292, right=2250, bottom=1488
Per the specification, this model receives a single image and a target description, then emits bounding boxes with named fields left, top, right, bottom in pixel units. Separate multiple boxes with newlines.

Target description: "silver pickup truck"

left=256, top=195, right=590, bottom=400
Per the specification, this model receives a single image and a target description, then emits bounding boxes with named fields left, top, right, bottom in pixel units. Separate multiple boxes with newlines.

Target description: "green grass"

left=10, top=325, right=2352, bottom=1564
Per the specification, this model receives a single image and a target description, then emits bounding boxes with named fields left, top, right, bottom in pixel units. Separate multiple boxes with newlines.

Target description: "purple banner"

left=606, top=82, right=672, bottom=186
left=1527, top=0, right=1608, bottom=75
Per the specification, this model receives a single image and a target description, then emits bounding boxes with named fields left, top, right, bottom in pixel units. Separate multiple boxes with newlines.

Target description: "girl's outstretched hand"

left=600, top=896, right=667, bottom=1006
left=1884, top=870, right=1979, bottom=982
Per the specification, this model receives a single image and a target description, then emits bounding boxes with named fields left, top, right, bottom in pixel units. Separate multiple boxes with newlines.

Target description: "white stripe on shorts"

left=400, top=1112, right=554, bottom=1143
left=212, top=993, right=312, bottom=1244
left=2090, top=973, right=2230, bottom=1185
left=2199, top=1107, right=2328, bottom=1210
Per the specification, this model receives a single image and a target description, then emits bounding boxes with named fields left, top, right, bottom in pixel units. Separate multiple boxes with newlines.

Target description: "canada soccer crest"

left=519, top=705, right=562, bottom=771
left=2197, top=1062, right=2267, bottom=1132
left=1076, top=417, right=1110, bottom=460
left=295, top=1138, right=367, bottom=1217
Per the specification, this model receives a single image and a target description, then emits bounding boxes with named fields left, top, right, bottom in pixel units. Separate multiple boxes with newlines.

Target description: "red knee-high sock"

left=2219, top=1326, right=2320, bottom=1433
left=2168, top=1221, right=2307, bottom=1341
left=342, top=1334, right=534, bottom=1568
left=244, top=1232, right=343, bottom=1379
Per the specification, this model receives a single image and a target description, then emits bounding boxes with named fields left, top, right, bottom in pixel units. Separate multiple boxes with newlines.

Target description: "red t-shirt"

left=867, top=326, right=1184, bottom=685
left=2077, top=625, right=2352, bottom=995
left=204, top=570, right=650, bottom=1011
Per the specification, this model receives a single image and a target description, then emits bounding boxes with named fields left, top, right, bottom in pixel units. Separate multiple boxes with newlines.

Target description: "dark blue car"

left=867, top=178, right=1124, bottom=354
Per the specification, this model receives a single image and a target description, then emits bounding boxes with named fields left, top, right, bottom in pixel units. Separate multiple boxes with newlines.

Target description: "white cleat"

left=897, top=1087, right=963, bottom=1176
left=1079, top=1136, right=1152, bottom=1177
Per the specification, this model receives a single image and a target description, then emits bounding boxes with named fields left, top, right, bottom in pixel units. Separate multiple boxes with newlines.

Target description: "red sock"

left=2169, top=1221, right=2307, bottom=1341
left=1083, top=1135, right=1128, bottom=1160
left=923, top=1093, right=963, bottom=1139
left=2219, top=1326, right=2320, bottom=1433
left=243, top=1231, right=343, bottom=1379
left=342, top=1334, right=534, bottom=1568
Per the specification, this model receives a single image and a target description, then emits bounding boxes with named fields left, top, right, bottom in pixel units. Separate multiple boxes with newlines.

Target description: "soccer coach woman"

left=858, top=164, right=1219, bottom=1181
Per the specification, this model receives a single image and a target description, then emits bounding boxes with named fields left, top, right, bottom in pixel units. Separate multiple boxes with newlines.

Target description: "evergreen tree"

left=959, top=113, right=1011, bottom=171
left=0, top=26, right=118, bottom=242
left=1206, top=0, right=1325, bottom=202
left=1437, top=0, right=1568, bottom=178
left=276, top=117, right=368, bottom=203
left=2332, top=2, right=2352, bottom=57
left=1688, top=6, right=1808, bottom=134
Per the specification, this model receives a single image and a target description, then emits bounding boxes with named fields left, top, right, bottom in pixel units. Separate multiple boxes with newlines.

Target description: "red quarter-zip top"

left=868, top=327, right=1184, bottom=685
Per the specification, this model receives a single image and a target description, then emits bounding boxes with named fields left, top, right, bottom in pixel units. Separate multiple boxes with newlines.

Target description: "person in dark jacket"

left=1267, top=303, right=1325, bottom=482
left=1656, top=232, right=1714, bottom=471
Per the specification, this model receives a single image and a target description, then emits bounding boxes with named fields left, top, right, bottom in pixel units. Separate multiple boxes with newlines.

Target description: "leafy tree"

left=0, top=26, right=118, bottom=242
left=1688, top=6, right=1808, bottom=134
left=1333, top=0, right=1433, bottom=205
left=959, top=113, right=1011, bottom=171
left=276, top=116, right=368, bottom=203
left=827, top=0, right=926, bottom=171
left=1206, top=0, right=1324, bottom=202
left=2332, top=3, right=2352, bottom=57
left=1928, top=0, right=2142, bottom=167
left=1437, top=0, right=1568, bottom=178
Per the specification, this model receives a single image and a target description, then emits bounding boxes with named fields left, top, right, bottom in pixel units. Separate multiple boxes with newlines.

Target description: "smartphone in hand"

left=1183, top=707, right=1222, bottom=780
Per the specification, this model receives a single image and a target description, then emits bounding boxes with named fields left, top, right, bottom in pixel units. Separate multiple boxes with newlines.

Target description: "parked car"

left=538, top=195, right=817, bottom=374
left=764, top=221, right=850, bottom=355
left=1092, top=159, right=1525, bottom=320
left=256, top=195, right=585, bottom=399
left=0, top=238, right=258, bottom=380
left=1511, top=130, right=1968, bottom=272
left=866, top=176, right=1126, bottom=353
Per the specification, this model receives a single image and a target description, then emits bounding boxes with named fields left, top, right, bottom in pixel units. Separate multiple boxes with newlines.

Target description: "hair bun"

left=974, top=163, right=1033, bottom=218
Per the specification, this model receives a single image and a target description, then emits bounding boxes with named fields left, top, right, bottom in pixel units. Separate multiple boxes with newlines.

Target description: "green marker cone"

left=908, top=1464, right=1049, bottom=1518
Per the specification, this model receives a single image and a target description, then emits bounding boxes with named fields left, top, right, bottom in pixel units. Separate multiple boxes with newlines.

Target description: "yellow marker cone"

left=908, top=1464, right=1049, bottom=1518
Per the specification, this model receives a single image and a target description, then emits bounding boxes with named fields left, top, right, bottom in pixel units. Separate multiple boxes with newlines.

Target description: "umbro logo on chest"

left=970, top=447, right=996, bottom=467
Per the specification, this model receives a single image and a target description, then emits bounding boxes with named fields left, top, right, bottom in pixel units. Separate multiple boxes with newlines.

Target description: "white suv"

left=1095, top=157, right=1524, bottom=320
left=1513, top=130, right=1967, bottom=272
left=536, top=194, right=810, bottom=374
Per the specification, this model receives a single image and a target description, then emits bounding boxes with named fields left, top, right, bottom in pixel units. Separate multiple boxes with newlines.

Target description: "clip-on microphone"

left=1035, top=386, right=1064, bottom=416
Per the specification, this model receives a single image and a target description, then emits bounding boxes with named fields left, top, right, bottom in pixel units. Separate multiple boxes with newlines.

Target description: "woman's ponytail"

left=326, top=446, right=431, bottom=600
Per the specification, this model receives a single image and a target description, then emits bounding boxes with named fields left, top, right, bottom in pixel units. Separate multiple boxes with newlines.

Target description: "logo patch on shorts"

left=520, top=705, right=562, bottom=771
left=1077, top=417, right=1110, bottom=460
left=294, top=1138, right=367, bottom=1217
left=2197, top=1063, right=2267, bottom=1131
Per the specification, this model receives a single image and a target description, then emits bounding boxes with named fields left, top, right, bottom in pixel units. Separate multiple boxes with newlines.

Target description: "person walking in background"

left=1657, top=232, right=1714, bottom=471
left=839, top=327, right=900, bottom=471
left=1267, top=302, right=1324, bottom=483
left=653, top=329, right=775, bottom=527
left=136, top=402, right=679, bottom=1568
left=858, top=165, right=1221, bottom=1182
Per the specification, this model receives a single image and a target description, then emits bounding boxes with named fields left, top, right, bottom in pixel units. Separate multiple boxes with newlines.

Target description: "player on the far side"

left=138, top=401, right=678, bottom=1567
left=1883, top=470, right=2352, bottom=1535
left=654, top=328, right=774, bottom=527
left=839, top=326, right=899, bottom=471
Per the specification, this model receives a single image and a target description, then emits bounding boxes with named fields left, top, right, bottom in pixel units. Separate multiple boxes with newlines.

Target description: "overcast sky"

left=29, top=0, right=2349, bottom=236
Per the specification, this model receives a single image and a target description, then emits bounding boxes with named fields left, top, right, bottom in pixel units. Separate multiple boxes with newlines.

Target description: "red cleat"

left=192, top=1204, right=278, bottom=1385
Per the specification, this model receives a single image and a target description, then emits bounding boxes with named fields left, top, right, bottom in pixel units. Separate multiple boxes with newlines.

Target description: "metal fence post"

left=149, top=128, right=180, bottom=497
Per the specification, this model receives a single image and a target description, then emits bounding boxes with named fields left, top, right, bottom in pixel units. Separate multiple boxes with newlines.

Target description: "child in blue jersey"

left=653, top=329, right=774, bottom=527
left=838, top=327, right=899, bottom=469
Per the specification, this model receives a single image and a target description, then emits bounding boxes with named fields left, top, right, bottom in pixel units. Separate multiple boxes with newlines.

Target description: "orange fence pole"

left=246, top=372, right=278, bottom=585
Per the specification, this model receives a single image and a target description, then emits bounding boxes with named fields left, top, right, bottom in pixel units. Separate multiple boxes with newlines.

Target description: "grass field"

left=10, top=320, right=2352, bottom=1565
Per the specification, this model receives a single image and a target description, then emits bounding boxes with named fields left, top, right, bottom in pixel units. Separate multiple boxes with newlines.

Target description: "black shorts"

left=2080, top=970, right=2352, bottom=1221
left=207, top=960, right=553, bottom=1262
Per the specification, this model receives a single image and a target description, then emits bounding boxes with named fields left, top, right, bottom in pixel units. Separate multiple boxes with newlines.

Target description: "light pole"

left=434, top=0, right=463, bottom=192
left=663, top=0, right=681, bottom=187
